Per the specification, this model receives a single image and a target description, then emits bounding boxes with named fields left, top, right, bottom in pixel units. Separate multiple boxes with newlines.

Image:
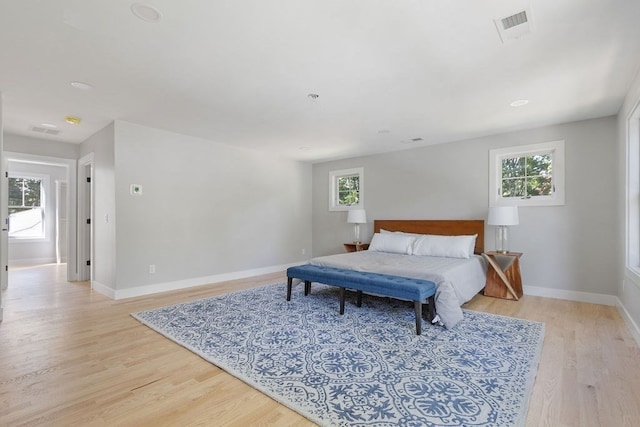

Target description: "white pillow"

left=412, top=234, right=477, bottom=259
left=368, top=233, right=416, bottom=255
left=380, top=229, right=424, bottom=238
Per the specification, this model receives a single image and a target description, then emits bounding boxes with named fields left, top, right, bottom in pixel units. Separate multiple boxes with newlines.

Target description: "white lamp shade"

left=347, top=209, right=367, bottom=224
left=488, top=206, right=519, bottom=226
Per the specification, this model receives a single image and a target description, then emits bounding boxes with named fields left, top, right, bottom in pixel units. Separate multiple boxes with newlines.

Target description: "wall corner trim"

left=91, top=280, right=115, bottom=299
left=617, top=297, right=640, bottom=347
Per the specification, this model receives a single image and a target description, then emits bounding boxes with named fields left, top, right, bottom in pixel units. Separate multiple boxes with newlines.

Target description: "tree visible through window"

left=8, top=177, right=45, bottom=239
left=337, top=174, right=360, bottom=206
left=501, top=154, right=553, bottom=199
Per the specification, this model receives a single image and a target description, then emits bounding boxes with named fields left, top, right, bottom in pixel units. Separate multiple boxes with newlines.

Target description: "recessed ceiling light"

left=40, top=123, right=57, bottom=129
left=65, top=116, right=82, bottom=125
left=510, top=99, right=529, bottom=107
left=131, top=3, right=162, bottom=23
left=70, top=81, right=93, bottom=90
left=299, top=146, right=310, bottom=151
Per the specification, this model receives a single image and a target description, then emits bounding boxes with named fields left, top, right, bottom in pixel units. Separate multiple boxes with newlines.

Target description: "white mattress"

left=310, top=251, right=487, bottom=329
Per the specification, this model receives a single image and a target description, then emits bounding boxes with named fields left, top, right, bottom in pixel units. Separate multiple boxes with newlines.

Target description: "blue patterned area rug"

left=132, top=283, right=544, bottom=426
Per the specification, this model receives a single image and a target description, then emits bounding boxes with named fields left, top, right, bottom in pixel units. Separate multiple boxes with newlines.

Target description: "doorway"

left=3, top=152, right=78, bottom=281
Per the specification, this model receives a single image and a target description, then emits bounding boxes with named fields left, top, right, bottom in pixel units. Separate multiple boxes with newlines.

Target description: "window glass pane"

left=337, top=175, right=359, bottom=206
left=526, top=154, right=552, bottom=177
left=8, top=178, right=42, bottom=207
left=502, top=157, right=525, bottom=178
left=8, top=179, right=23, bottom=207
left=526, top=176, right=553, bottom=196
left=501, top=178, right=526, bottom=198
left=501, top=153, right=553, bottom=198
left=9, top=208, right=44, bottom=238
left=8, top=177, right=44, bottom=238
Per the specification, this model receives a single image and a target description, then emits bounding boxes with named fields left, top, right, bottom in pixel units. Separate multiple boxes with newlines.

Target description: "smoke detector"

left=494, top=8, right=533, bottom=43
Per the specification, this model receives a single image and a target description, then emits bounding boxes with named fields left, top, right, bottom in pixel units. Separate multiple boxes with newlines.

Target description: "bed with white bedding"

left=310, top=219, right=488, bottom=329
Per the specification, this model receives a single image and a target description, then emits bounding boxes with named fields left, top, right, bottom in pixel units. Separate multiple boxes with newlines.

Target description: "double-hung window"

left=490, top=141, right=565, bottom=207
left=8, top=175, right=46, bottom=239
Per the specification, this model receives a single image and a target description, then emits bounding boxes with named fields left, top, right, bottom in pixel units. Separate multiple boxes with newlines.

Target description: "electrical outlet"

left=149, top=264, right=156, bottom=274
left=301, top=248, right=306, bottom=255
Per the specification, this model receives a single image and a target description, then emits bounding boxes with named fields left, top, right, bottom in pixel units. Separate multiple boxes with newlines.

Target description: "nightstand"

left=482, top=251, right=523, bottom=300
left=344, top=242, right=369, bottom=252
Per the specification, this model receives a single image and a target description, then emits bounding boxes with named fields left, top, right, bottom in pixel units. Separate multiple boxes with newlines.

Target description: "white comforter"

left=310, top=251, right=487, bottom=329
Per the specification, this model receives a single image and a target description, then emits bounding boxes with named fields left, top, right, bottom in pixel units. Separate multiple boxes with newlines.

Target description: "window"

left=329, top=168, right=363, bottom=211
left=8, top=176, right=45, bottom=239
left=626, top=100, right=640, bottom=287
left=490, top=141, right=565, bottom=207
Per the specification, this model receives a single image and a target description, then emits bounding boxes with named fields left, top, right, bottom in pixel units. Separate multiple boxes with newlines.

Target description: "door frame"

left=77, top=153, right=94, bottom=283
left=4, top=152, right=78, bottom=281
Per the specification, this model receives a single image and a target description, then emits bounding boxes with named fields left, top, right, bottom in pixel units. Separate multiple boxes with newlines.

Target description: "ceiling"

left=1, top=1, right=639, bottom=163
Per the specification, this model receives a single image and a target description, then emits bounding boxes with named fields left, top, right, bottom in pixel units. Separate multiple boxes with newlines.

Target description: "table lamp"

left=347, top=209, right=367, bottom=243
left=488, top=206, right=519, bottom=253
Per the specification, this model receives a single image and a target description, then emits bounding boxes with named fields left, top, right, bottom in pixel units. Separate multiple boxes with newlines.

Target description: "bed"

left=310, top=219, right=488, bottom=329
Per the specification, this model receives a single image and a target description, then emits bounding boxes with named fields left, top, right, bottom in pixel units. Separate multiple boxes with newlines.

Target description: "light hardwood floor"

left=1, top=264, right=639, bottom=426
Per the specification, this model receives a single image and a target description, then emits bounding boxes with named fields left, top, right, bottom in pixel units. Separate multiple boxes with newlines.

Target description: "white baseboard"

left=524, top=285, right=618, bottom=306
left=524, top=285, right=640, bottom=347
left=111, top=262, right=304, bottom=300
left=616, top=297, right=640, bottom=347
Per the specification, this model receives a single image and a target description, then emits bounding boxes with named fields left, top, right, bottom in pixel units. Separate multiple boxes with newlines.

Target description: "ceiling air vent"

left=30, top=126, right=61, bottom=136
left=494, top=8, right=533, bottom=43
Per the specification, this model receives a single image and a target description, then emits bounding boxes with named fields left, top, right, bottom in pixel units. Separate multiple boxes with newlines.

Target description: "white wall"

left=4, top=133, right=78, bottom=159
left=312, top=116, right=619, bottom=298
left=79, top=123, right=117, bottom=291
left=85, top=121, right=312, bottom=297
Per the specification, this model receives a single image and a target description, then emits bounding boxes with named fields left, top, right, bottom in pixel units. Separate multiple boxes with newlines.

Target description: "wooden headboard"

left=373, top=219, right=485, bottom=254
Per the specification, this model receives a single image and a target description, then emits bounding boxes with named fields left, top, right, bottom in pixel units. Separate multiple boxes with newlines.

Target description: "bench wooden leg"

left=414, top=300, right=422, bottom=335
left=287, top=277, right=293, bottom=301
left=339, top=287, right=345, bottom=315
left=356, top=290, right=363, bottom=307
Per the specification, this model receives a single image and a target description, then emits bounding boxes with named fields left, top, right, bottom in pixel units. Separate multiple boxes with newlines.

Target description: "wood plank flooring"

left=1, top=264, right=639, bottom=426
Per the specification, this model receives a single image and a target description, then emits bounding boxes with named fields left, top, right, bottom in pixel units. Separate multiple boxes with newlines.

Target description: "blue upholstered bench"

left=286, top=264, right=437, bottom=335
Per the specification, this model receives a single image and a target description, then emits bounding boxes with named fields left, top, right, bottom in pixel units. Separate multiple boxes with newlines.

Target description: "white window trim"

left=626, top=98, right=640, bottom=290
left=329, top=167, right=364, bottom=211
left=8, top=172, right=49, bottom=242
left=489, top=140, right=565, bottom=207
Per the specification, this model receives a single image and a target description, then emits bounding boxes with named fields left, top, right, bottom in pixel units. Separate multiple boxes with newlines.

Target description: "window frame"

left=329, top=167, right=364, bottom=211
left=8, top=172, right=48, bottom=241
left=625, top=99, right=640, bottom=288
left=489, top=140, right=565, bottom=207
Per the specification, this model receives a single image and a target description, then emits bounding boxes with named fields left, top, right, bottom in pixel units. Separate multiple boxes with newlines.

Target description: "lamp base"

left=495, top=225, right=510, bottom=254
left=353, top=223, right=361, bottom=244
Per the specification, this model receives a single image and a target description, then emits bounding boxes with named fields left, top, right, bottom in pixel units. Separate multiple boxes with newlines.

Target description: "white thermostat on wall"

left=130, top=184, right=143, bottom=195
